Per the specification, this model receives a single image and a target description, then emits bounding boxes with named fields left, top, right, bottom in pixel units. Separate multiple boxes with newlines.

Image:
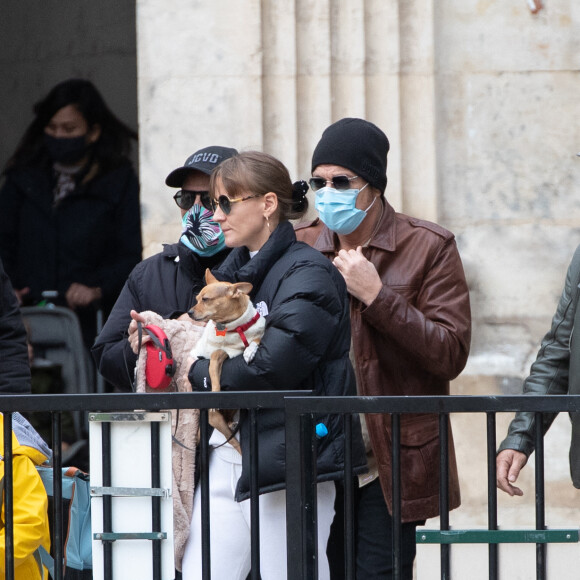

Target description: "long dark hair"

left=3, top=78, right=137, bottom=174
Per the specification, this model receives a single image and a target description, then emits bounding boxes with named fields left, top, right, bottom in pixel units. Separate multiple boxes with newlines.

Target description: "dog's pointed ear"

left=231, top=282, right=253, bottom=296
left=205, top=269, right=218, bottom=285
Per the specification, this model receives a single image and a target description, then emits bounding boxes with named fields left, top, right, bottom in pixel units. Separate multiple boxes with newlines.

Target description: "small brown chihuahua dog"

left=188, top=269, right=266, bottom=454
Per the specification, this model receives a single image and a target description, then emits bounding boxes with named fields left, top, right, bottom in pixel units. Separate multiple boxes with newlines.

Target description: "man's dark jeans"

left=327, top=478, right=424, bottom=579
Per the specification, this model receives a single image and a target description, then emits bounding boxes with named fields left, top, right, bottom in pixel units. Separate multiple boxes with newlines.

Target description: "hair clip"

left=292, top=180, right=309, bottom=199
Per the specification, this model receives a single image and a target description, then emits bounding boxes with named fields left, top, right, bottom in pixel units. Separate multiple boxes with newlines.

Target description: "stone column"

left=399, top=0, right=438, bottom=221
left=136, top=0, right=264, bottom=255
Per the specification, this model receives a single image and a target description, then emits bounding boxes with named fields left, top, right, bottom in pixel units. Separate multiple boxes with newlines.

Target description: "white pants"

left=181, top=443, right=336, bottom=580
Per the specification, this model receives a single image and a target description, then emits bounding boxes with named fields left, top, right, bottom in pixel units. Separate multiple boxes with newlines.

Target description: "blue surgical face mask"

left=314, top=184, right=374, bottom=235
left=180, top=204, right=226, bottom=257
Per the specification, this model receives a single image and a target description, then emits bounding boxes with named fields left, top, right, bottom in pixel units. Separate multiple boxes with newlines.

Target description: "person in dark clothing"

left=0, top=257, right=31, bottom=394
left=182, top=151, right=366, bottom=580
left=92, top=145, right=237, bottom=392
left=497, top=242, right=580, bottom=496
left=0, top=78, right=142, bottom=354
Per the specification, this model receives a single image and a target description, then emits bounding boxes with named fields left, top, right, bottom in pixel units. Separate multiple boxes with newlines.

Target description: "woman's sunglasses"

left=200, top=192, right=261, bottom=215
left=173, top=189, right=208, bottom=211
left=308, top=175, right=359, bottom=192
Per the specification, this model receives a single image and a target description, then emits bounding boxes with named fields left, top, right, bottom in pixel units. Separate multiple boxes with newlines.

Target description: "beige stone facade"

left=136, top=2, right=579, bottom=576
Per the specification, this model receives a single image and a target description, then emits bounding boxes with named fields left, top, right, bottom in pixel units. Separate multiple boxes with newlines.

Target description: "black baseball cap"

left=165, top=145, right=238, bottom=187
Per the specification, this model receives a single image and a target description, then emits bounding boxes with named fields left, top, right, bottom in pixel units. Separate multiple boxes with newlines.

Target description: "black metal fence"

left=1, top=392, right=580, bottom=580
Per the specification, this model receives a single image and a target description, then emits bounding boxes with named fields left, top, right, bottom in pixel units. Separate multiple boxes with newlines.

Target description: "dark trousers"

left=327, top=478, right=423, bottom=580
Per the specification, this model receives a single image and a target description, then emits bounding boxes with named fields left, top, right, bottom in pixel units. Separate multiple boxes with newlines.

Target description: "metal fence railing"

left=285, top=394, right=580, bottom=580
left=1, top=392, right=580, bottom=580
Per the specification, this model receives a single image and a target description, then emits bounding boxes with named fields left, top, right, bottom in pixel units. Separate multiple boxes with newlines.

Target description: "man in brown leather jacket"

left=295, top=118, right=472, bottom=579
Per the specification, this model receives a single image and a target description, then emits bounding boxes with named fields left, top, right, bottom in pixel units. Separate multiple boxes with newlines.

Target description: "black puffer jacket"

left=0, top=257, right=31, bottom=394
left=92, top=243, right=229, bottom=391
left=189, top=221, right=366, bottom=501
left=0, top=162, right=141, bottom=308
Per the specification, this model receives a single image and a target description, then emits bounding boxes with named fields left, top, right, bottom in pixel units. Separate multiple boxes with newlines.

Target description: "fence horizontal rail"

left=2, top=393, right=580, bottom=414
left=417, top=529, right=580, bottom=544
left=285, top=394, right=580, bottom=414
left=0, top=391, right=298, bottom=413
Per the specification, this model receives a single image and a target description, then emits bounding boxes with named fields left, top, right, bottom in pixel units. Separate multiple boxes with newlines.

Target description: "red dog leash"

left=137, top=322, right=176, bottom=389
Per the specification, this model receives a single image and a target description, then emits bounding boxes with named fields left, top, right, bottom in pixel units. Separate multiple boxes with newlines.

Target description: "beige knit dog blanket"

left=134, top=311, right=204, bottom=572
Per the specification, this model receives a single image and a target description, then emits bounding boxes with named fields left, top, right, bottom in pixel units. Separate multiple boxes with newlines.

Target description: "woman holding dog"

left=183, top=151, right=366, bottom=580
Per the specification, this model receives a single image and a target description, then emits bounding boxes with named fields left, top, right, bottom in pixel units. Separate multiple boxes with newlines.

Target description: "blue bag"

left=36, top=466, right=92, bottom=578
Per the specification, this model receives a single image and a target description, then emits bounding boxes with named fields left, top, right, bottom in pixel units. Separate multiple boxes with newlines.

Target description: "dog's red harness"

left=234, top=312, right=261, bottom=347
left=214, top=312, right=261, bottom=348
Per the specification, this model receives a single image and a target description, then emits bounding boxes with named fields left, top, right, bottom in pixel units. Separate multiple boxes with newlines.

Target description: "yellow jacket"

left=0, top=413, right=51, bottom=580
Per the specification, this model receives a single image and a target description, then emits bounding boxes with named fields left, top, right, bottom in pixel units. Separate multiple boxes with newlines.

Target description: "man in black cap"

left=296, top=118, right=471, bottom=579
left=92, top=145, right=237, bottom=391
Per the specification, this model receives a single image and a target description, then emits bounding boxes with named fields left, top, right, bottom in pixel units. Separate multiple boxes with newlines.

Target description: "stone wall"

left=0, top=1, right=138, bottom=174
left=136, top=1, right=580, bottom=576
left=137, top=0, right=579, bottom=370
left=438, top=1, right=580, bottom=383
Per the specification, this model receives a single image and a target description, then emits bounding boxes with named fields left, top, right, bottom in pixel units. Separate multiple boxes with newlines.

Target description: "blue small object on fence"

left=315, top=423, right=328, bottom=438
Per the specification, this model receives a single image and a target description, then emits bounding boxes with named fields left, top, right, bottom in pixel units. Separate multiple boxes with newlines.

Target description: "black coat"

left=92, top=243, right=228, bottom=391
left=189, top=221, right=366, bottom=501
left=0, top=162, right=142, bottom=346
left=0, top=257, right=31, bottom=393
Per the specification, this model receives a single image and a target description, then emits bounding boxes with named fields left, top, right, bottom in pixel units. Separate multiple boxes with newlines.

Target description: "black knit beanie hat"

left=311, top=118, right=389, bottom=193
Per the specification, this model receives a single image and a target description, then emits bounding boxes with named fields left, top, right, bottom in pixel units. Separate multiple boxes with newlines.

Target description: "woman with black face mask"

left=0, top=78, right=142, bottom=369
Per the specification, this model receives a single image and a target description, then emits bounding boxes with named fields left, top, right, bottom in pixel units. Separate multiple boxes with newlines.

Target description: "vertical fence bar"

left=534, top=411, right=546, bottom=580
left=95, top=307, right=105, bottom=393
left=102, top=420, right=113, bottom=579
left=391, top=413, right=402, bottom=580
left=52, top=411, right=64, bottom=580
left=199, top=409, right=211, bottom=580
left=439, top=413, right=450, bottom=580
left=4, top=412, right=14, bottom=580
left=302, top=414, right=318, bottom=580
left=151, top=421, right=162, bottom=580
left=311, top=416, right=319, bottom=580
left=344, top=413, right=355, bottom=580
left=285, top=402, right=302, bottom=580
left=249, top=408, right=261, bottom=580
left=486, top=412, right=498, bottom=580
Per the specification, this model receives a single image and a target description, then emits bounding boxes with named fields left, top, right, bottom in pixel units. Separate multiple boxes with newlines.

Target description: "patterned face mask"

left=179, top=204, right=226, bottom=257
